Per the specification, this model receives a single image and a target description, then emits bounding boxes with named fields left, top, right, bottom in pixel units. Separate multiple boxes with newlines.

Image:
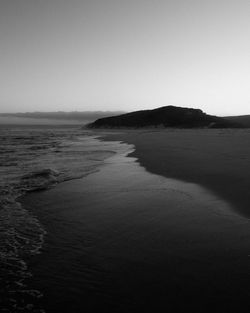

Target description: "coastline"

left=0, top=129, right=132, bottom=313
left=99, top=128, right=250, bottom=218
left=19, top=129, right=250, bottom=312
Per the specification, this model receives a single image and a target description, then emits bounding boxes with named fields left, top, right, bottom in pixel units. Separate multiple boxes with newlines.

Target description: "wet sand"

left=102, top=128, right=250, bottom=218
left=21, top=131, right=250, bottom=312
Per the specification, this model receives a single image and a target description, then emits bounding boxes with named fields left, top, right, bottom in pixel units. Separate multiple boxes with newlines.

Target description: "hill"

left=87, top=106, right=242, bottom=129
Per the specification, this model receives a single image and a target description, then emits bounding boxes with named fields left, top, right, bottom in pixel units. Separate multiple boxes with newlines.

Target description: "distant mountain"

left=87, top=106, right=243, bottom=129
left=224, top=115, right=250, bottom=128
left=0, top=111, right=125, bottom=123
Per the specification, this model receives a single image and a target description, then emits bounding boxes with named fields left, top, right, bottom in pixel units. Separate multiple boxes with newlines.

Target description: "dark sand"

left=102, top=128, right=250, bottom=218
left=21, top=129, right=250, bottom=313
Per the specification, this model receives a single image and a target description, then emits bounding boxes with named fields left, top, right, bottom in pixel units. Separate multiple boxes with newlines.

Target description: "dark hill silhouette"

left=87, top=106, right=242, bottom=129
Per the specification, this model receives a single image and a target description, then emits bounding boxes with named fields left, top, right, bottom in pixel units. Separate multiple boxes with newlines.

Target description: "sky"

left=0, top=0, right=250, bottom=116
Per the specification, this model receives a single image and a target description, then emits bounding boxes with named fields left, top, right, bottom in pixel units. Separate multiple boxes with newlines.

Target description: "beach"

left=102, top=128, right=250, bottom=218
left=19, top=128, right=250, bottom=312
left=3, top=0, right=250, bottom=312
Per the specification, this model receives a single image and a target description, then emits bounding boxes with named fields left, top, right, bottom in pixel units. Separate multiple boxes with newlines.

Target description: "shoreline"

left=0, top=131, right=132, bottom=313
left=20, top=130, right=250, bottom=312
left=98, top=128, right=250, bottom=218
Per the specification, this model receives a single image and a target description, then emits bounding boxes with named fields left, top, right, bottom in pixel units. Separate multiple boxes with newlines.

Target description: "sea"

left=0, top=124, right=126, bottom=312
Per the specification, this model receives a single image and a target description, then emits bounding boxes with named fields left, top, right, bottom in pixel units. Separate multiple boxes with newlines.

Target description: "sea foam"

left=0, top=126, right=118, bottom=312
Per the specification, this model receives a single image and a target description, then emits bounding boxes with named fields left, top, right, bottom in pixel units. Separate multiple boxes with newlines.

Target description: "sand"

left=20, top=129, right=250, bottom=312
left=101, top=128, right=250, bottom=218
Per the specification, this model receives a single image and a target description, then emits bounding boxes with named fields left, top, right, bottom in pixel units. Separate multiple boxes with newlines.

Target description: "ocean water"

left=0, top=125, right=125, bottom=312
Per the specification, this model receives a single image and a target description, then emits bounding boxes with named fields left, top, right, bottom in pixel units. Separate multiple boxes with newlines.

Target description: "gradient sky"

left=1, top=0, right=250, bottom=115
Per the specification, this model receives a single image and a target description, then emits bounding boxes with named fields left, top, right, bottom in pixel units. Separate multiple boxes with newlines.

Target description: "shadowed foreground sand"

left=102, top=128, right=250, bottom=218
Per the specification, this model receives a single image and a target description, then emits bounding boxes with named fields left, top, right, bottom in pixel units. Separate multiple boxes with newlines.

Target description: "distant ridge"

left=0, top=111, right=125, bottom=122
left=87, top=106, right=243, bottom=129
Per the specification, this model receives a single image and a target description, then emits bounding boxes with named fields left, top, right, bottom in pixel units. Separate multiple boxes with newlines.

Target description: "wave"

left=0, top=126, right=120, bottom=312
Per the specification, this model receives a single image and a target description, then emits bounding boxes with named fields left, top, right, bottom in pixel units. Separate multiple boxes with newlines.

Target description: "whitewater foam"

left=0, top=126, right=121, bottom=312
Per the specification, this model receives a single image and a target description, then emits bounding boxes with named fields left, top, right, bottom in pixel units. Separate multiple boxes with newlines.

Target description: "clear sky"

left=1, top=0, right=250, bottom=115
